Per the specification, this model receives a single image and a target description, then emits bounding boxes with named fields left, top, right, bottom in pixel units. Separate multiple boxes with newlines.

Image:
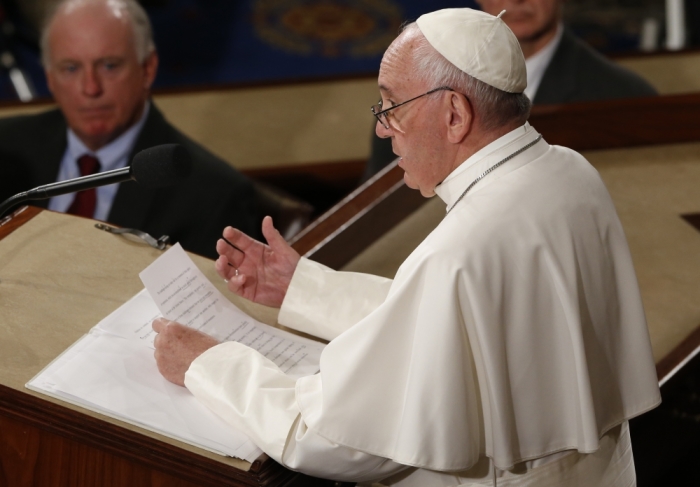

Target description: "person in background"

left=0, top=0, right=260, bottom=258
left=364, top=0, right=658, bottom=179
left=152, top=8, right=660, bottom=486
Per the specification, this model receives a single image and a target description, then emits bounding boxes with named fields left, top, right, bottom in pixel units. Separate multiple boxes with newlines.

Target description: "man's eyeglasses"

left=370, top=86, right=454, bottom=130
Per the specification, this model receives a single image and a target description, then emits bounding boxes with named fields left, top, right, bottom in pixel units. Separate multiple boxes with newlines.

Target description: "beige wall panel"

left=154, top=80, right=378, bottom=169
left=618, top=52, right=700, bottom=95
left=0, top=103, right=54, bottom=118
left=0, top=78, right=380, bottom=171
left=586, top=142, right=700, bottom=362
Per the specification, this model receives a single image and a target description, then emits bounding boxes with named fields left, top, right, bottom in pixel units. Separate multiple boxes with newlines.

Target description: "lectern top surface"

left=0, top=209, right=275, bottom=471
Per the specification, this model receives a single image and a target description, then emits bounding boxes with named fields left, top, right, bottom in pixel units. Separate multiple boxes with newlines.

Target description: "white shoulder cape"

left=293, top=128, right=661, bottom=471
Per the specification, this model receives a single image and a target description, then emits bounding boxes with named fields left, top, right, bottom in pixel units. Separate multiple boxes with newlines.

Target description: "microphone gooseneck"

left=0, top=144, right=192, bottom=218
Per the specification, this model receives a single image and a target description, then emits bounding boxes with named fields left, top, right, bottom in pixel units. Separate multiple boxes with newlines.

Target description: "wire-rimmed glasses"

left=370, top=86, right=454, bottom=130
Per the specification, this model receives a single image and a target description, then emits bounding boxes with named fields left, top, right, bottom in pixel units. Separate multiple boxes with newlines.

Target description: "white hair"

left=401, top=23, right=531, bottom=131
left=41, top=0, right=156, bottom=67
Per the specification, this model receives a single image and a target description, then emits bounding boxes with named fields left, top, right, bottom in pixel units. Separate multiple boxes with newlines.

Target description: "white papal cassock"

left=185, top=123, right=661, bottom=486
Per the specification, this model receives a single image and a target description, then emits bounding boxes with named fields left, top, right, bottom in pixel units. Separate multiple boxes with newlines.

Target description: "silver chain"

left=446, top=135, right=543, bottom=214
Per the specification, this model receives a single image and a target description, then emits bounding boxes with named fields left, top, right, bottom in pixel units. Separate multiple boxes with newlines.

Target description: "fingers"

left=215, top=252, right=236, bottom=276
left=214, top=255, right=229, bottom=278
left=222, top=226, right=252, bottom=253
left=216, top=238, right=245, bottom=268
left=225, top=273, right=247, bottom=294
left=215, top=254, right=245, bottom=281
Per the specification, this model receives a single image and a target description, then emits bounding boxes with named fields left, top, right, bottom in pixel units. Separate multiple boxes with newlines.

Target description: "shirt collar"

left=524, top=23, right=563, bottom=101
left=66, top=101, right=151, bottom=172
left=434, top=122, right=541, bottom=209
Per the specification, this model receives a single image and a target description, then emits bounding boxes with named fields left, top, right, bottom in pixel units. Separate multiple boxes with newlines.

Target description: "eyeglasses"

left=370, top=86, right=454, bottom=130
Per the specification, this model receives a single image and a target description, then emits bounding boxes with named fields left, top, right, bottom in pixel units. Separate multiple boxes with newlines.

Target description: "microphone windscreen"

left=130, top=144, right=192, bottom=188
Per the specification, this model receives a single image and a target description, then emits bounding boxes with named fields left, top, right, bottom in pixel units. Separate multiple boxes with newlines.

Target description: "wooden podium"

left=0, top=207, right=344, bottom=487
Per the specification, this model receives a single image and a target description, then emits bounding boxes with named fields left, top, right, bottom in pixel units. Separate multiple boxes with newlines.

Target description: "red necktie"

left=66, top=154, right=101, bottom=218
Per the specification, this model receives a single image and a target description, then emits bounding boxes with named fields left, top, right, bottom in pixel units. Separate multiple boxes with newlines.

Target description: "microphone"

left=0, top=144, right=192, bottom=218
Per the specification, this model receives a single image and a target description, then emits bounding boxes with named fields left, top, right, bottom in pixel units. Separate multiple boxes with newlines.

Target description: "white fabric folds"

left=292, top=125, right=661, bottom=471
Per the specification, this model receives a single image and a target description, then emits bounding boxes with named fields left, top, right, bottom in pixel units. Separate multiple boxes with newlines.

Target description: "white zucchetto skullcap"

left=416, top=8, right=527, bottom=93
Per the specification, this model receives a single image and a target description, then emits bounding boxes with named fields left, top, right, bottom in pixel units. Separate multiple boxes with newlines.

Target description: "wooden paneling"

left=529, top=92, right=700, bottom=151
left=0, top=384, right=298, bottom=487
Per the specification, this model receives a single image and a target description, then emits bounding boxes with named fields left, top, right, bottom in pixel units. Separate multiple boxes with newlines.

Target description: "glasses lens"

left=371, top=102, right=390, bottom=129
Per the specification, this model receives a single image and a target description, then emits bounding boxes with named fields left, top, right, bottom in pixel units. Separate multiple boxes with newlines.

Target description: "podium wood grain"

left=0, top=207, right=342, bottom=487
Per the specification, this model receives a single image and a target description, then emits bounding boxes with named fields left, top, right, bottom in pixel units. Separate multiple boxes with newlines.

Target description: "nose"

left=82, top=67, right=103, bottom=97
left=375, top=119, right=393, bottom=138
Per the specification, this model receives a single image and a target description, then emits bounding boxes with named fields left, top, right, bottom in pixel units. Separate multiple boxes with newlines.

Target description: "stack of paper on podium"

left=27, top=243, right=325, bottom=462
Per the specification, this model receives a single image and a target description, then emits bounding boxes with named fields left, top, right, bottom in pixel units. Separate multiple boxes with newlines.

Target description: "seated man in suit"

left=0, top=0, right=260, bottom=258
left=365, top=0, right=658, bottom=179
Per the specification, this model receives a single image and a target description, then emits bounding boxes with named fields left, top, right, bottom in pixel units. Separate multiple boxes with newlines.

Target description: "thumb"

left=261, top=216, right=287, bottom=250
left=152, top=318, right=170, bottom=334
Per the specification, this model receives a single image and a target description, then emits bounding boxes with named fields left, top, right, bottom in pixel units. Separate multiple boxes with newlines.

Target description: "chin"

left=403, top=173, right=427, bottom=195
left=73, top=125, right=117, bottom=148
left=82, top=122, right=116, bottom=137
left=403, top=171, right=416, bottom=188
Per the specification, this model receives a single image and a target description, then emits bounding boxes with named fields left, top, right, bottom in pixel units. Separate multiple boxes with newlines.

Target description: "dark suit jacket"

left=0, top=104, right=261, bottom=259
left=533, top=28, right=657, bottom=104
left=364, top=29, right=658, bottom=179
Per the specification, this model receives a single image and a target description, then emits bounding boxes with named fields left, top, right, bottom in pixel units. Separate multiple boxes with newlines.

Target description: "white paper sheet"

left=138, top=244, right=323, bottom=378
left=27, top=244, right=325, bottom=462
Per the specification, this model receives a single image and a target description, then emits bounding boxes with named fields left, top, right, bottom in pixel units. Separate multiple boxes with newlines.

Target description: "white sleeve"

left=279, top=257, right=393, bottom=341
left=185, top=341, right=410, bottom=483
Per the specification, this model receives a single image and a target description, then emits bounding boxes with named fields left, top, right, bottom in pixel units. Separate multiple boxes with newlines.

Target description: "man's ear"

left=143, top=51, right=159, bottom=90
left=446, top=92, right=473, bottom=144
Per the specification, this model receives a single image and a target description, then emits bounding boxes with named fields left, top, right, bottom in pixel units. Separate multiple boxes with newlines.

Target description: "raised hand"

left=215, top=216, right=300, bottom=308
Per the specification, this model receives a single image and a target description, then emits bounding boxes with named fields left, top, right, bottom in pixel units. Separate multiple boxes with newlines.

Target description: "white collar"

left=434, top=123, right=542, bottom=210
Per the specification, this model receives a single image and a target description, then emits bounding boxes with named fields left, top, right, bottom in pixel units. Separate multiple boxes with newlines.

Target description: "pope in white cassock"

left=152, top=8, right=661, bottom=487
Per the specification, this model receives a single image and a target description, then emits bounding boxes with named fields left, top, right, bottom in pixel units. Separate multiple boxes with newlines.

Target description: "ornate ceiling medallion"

left=253, top=0, right=403, bottom=58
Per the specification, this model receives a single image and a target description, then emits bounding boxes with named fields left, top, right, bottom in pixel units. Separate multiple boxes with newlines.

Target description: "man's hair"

left=41, top=0, right=156, bottom=67
left=402, top=23, right=531, bottom=131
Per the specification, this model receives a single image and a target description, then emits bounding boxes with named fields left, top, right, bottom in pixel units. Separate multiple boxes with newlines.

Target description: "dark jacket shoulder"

left=108, top=104, right=261, bottom=257
left=0, top=108, right=66, bottom=145
left=0, top=108, right=67, bottom=202
left=534, top=29, right=658, bottom=105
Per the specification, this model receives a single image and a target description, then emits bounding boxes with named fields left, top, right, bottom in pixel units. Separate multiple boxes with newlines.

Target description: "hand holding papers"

left=28, top=243, right=325, bottom=461
left=142, top=242, right=321, bottom=384
left=152, top=320, right=219, bottom=386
